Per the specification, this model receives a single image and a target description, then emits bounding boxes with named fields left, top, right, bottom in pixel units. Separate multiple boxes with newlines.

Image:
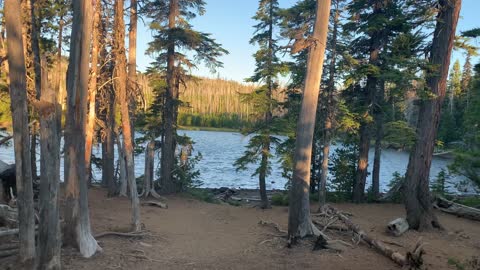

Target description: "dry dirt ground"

left=2, top=187, right=480, bottom=270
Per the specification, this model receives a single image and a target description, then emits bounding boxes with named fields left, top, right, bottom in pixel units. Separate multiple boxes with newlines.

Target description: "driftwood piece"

left=433, top=196, right=480, bottom=222
left=387, top=218, right=409, bottom=237
left=326, top=206, right=424, bottom=269
left=0, top=248, right=18, bottom=258
left=0, top=204, right=18, bottom=227
left=0, top=228, right=19, bottom=237
left=141, top=201, right=168, bottom=209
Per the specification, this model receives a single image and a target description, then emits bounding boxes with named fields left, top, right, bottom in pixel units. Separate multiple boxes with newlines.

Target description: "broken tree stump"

left=433, top=196, right=480, bottom=222
left=387, top=218, right=409, bottom=237
left=326, top=205, right=424, bottom=269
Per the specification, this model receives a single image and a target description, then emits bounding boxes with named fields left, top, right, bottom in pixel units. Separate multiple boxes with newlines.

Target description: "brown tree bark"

left=160, top=0, right=179, bottom=194
left=85, top=0, right=101, bottom=186
left=114, top=0, right=141, bottom=232
left=404, top=0, right=461, bottom=231
left=352, top=1, right=385, bottom=203
left=63, top=0, right=101, bottom=258
left=37, top=56, right=61, bottom=270
left=372, top=80, right=385, bottom=200
left=288, top=0, right=331, bottom=241
left=4, top=0, right=36, bottom=265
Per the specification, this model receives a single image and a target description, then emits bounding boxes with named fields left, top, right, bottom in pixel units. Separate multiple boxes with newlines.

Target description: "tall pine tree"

left=234, top=0, right=285, bottom=209
left=143, top=0, right=227, bottom=194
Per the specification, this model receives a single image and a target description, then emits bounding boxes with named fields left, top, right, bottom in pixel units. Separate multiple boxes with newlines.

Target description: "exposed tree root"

left=95, top=231, right=148, bottom=239
left=258, top=220, right=287, bottom=234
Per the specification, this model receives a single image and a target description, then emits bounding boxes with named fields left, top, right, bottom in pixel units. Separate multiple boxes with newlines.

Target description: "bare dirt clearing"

left=2, top=188, right=480, bottom=269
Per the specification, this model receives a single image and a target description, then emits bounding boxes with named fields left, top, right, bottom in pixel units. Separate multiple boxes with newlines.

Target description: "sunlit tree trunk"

left=5, top=0, right=36, bottom=265
left=288, top=0, right=331, bottom=241
left=160, top=0, right=179, bottom=194
left=37, top=56, right=61, bottom=270
left=114, top=0, right=141, bottom=232
left=85, top=0, right=101, bottom=186
left=318, top=2, right=340, bottom=209
left=63, top=0, right=101, bottom=258
left=404, top=0, right=461, bottom=231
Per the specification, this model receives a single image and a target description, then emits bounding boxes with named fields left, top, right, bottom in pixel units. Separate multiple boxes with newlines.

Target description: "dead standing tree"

left=63, top=0, right=101, bottom=258
left=36, top=56, right=61, bottom=269
left=5, top=0, right=36, bottom=266
left=288, top=0, right=331, bottom=241
left=113, top=0, right=141, bottom=232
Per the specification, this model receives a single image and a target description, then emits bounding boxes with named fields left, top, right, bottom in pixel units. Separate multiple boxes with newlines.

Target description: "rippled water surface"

left=0, top=129, right=459, bottom=192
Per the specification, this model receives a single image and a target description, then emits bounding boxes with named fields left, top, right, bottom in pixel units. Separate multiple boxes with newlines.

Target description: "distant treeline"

left=139, top=76, right=286, bottom=129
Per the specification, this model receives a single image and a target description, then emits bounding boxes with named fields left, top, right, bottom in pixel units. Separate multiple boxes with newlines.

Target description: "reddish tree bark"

left=404, top=0, right=461, bottom=230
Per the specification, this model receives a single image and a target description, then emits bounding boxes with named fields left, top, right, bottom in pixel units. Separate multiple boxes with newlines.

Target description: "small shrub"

left=271, top=192, right=289, bottom=206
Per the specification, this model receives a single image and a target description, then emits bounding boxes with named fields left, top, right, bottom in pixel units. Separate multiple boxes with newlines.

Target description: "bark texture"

left=85, top=0, right=101, bottom=186
left=288, top=0, right=331, bottom=240
left=404, top=0, right=461, bottom=231
left=352, top=1, right=386, bottom=203
left=5, top=0, right=36, bottom=266
left=37, top=56, right=61, bottom=270
left=114, top=0, right=141, bottom=232
left=160, top=0, right=180, bottom=194
left=64, top=0, right=101, bottom=258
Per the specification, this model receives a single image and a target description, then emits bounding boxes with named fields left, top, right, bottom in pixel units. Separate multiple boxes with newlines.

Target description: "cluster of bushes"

left=177, top=112, right=254, bottom=129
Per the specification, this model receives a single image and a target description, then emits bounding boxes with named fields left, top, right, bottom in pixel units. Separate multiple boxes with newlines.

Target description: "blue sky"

left=136, top=0, right=480, bottom=83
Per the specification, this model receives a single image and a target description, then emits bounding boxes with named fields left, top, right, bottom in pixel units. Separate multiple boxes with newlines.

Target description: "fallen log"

left=0, top=243, right=19, bottom=250
left=326, top=205, right=424, bottom=269
left=387, top=218, right=409, bottom=237
left=0, top=204, right=17, bottom=227
left=0, top=248, right=18, bottom=258
left=433, top=196, right=480, bottom=222
left=141, top=201, right=168, bottom=209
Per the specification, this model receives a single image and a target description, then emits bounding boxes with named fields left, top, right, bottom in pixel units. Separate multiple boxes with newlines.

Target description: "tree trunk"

left=318, top=2, right=340, bottom=209
left=288, top=0, right=331, bottom=241
left=404, top=0, right=461, bottom=231
left=64, top=0, right=101, bottom=258
left=352, top=1, right=385, bottom=203
left=4, top=0, right=36, bottom=265
left=372, top=80, right=385, bottom=200
left=117, top=134, right=128, bottom=197
left=259, top=143, right=270, bottom=209
left=160, top=0, right=179, bottom=194
left=37, top=56, right=61, bottom=270
left=85, top=0, right=101, bottom=186
left=114, top=0, right=141, bottom=232
left=102, top=95, right=116, bottom=196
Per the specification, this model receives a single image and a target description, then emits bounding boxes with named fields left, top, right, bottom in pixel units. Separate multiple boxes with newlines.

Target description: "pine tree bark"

left=85, top=0, right=101, bottom=186
left=64, top=0, right=101, bottom=258
left=5, top=0, right=36, bottom=265
left=160, top=0, right=179, bottom=194
left=404, top=0, right=461, bottom=231
left=114, top=0, right=141, bottom=232
left=288, top=0, right=331, bottom=241
left=372, top=80, right=385, bottom=200
left=99, top=13, right=116, bottom=196
left=352, top=1, right=385, bottom=203
left=37, top=56, right=61, bottom=270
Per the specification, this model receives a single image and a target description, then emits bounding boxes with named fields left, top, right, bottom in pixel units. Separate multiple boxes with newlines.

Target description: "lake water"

left=0, top=129, right=464, bottom=193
